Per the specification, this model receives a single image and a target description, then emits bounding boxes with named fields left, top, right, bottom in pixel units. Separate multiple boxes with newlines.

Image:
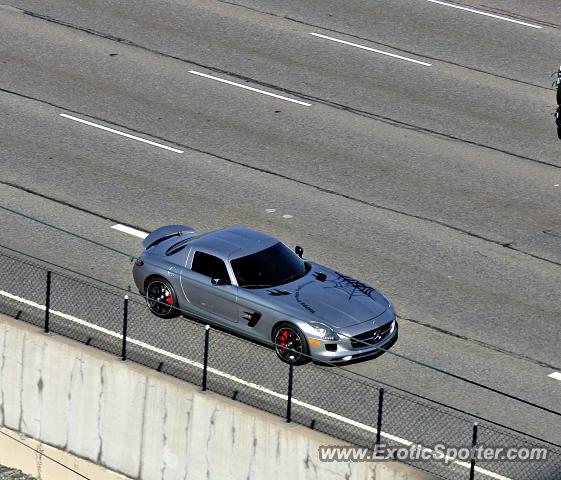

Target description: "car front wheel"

left=273, top=322, right=310, bottom=365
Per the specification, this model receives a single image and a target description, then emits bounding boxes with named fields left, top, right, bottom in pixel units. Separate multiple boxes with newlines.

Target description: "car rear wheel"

left=273, top=322, right=310, bottom=365
left=145, top=277, right=180, bottom=319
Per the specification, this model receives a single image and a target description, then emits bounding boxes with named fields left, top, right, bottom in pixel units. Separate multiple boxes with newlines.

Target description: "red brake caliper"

left=279, top=330, right=289, bottom=350
left=165, top=291, right=173, bottom=305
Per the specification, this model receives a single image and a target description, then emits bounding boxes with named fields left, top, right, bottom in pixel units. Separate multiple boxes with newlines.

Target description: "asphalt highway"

left=1, top=0, right=561, bottom=448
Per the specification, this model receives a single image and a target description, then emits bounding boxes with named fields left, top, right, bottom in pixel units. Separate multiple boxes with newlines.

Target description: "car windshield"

left=231, top=242, right=307, bottom=288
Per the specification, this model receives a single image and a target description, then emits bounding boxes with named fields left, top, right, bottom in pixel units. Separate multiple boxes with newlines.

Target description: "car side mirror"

left=295, top=245, right=304, bottom=258
left=211, top=278, right=228, bottom=286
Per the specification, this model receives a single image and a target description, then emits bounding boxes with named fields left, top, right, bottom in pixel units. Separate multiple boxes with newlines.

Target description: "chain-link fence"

left=1, top=247, right=560, bottom=480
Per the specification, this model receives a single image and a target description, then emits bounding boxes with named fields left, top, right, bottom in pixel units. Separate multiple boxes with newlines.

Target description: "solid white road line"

left=189, top=71, right=312, bottom=107
left=424, top=0, right=542, bottom=29
left=59, top=114, right=185, bottom=153
left=111, top=224, right=149, bottom=239
left=548, top=372, right=561, bottom=381
left=0, top=288, right=510, bottom=480
left=309, top=33, right=432, bottom=66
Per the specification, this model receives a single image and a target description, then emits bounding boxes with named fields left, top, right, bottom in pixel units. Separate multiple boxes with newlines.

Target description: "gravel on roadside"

left=0, top=466, right=36, bottom=480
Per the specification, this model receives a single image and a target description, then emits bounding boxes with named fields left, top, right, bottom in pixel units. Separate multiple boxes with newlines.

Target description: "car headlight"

left=390, top=319, right=396, bottom=333
left=309, top=321, right=340, bottom=341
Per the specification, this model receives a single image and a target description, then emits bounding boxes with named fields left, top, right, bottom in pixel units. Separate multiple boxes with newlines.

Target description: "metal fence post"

left=286, top=356, right=295, bottom=423
left=470, top=422, right=479, bottom=480
left=44, top=270, right=52, bottom=333
left=121, top=295, right=129, bottom=360
left=202, top=325, right=210, bottom=391
left=376, top=387, right=385, bottom=447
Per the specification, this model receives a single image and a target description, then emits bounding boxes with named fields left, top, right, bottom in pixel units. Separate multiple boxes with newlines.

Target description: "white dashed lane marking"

left=59, top=114, right=184, bottom=153
left=424, top=0, right=542, bottom=29
left=189, top=71, right=312, bottom=107
left=310, top=33, right=432, bottom=66
left=111, top=224, right=149, bottom=239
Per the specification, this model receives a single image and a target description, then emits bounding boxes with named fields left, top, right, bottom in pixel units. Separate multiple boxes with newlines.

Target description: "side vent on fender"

left=242, top=311, right=261, bottom=327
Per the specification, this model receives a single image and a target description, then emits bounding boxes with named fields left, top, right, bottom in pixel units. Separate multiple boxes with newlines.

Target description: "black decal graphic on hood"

left=294, top=281, right=316, bottom=314
left=323, top=273, right=375, bottom=300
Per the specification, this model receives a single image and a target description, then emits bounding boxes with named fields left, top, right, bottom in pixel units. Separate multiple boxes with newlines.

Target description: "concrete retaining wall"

left=0, top=314, right=436, bottom=480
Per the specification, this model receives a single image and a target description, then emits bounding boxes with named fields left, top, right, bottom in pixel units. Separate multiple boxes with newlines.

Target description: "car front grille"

left=350, top=321, right=393, bottom=349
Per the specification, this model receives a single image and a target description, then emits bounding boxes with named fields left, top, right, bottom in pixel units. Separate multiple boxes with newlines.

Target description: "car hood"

left=250, top=265, right=390, bottom=328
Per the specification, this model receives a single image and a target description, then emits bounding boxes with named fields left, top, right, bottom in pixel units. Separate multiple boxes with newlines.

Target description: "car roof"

left=189, top=227, right=278, bottom=260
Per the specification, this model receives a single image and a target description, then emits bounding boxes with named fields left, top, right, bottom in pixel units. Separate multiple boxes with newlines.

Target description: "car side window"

left=191, top=251, right=230, bottom=283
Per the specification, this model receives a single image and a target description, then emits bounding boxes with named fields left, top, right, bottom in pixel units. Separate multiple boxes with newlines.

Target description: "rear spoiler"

left=142, top=225, right=195, bottom=250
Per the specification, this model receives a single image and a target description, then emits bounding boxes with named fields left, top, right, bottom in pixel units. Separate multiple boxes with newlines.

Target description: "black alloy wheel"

left=145, top=278, right=179, bottom=319
left=273, top=322, right=310, bottom=365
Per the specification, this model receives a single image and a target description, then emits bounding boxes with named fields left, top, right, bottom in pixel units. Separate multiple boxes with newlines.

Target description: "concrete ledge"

left=0, top=426, right=131, bottom=480
left=0, top=313, right=437, bottom=480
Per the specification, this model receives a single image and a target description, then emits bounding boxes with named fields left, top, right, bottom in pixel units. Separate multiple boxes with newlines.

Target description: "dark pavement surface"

left=1, top=0, right=561, bottom=449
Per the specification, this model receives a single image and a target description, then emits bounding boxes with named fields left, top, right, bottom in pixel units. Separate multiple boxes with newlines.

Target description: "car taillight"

left=134, top=259, right=144, bottom=266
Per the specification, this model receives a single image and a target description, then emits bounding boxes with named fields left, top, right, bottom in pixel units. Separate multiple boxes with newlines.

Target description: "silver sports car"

left=132, top=225, right=398, bottom=364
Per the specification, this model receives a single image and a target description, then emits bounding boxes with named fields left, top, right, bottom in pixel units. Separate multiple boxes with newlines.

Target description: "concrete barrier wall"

left=0, top=314, right=436, bottom=480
